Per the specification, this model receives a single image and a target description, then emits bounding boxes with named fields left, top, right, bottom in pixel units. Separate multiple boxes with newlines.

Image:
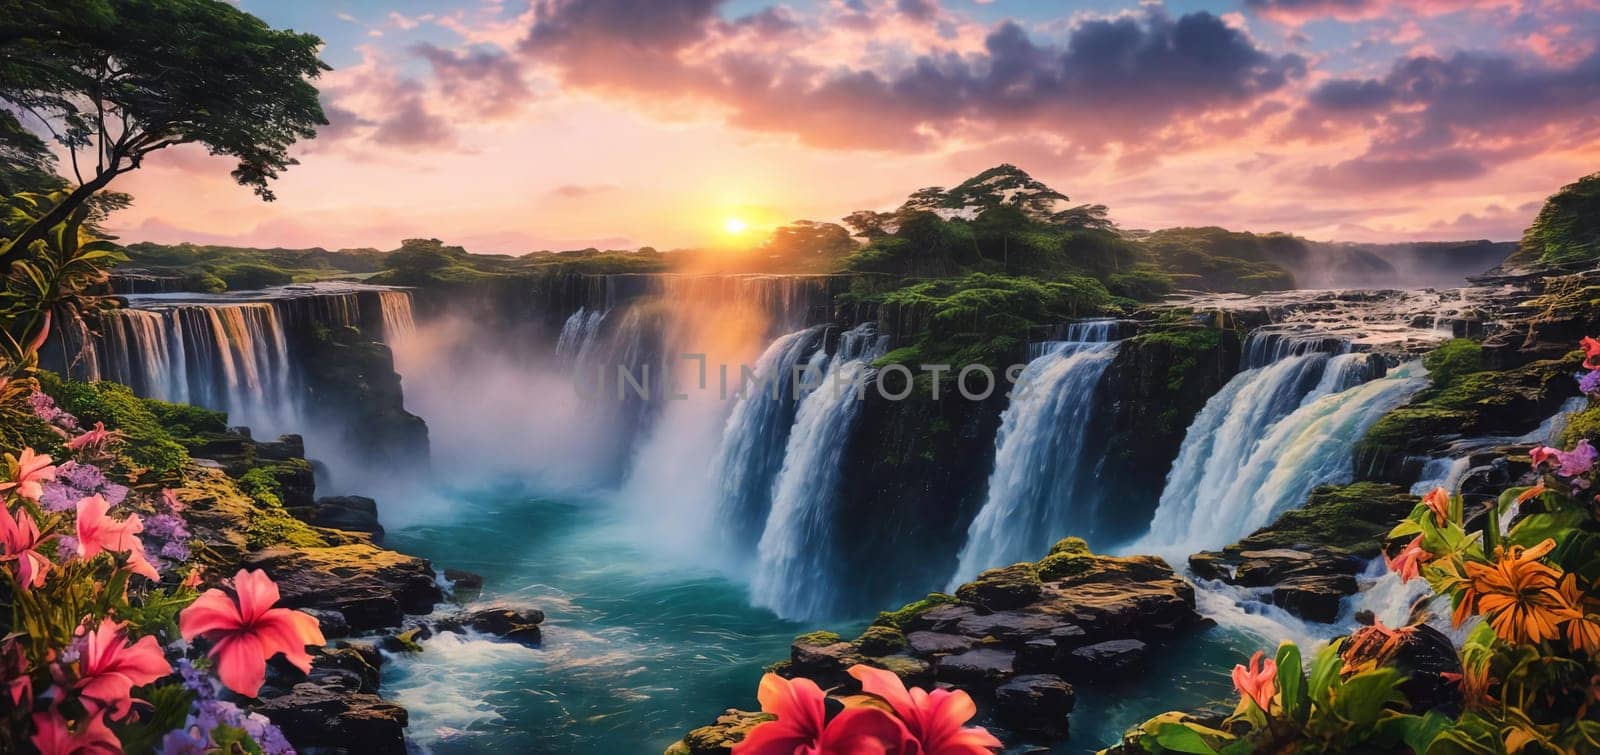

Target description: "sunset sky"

left=101, top=0, right=1600, bottom=252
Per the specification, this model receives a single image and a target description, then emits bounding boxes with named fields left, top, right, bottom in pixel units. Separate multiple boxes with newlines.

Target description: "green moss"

left=234, top=466, right=325, bottom=549
left=793, top=630, right=843, bottom=647
left=1421, top=339, right=1484, bottom=389
left=1512, top=171, right=1600, bottom=266
left=854, top=625, right=907, bottom=655
left=1048, top=536, right=1091, bottom=555
left=1559, top=400, right=1600, bottom=448
left=1038, top=537, right=1097, bottom=580
left=872, top=593, right=959, bottom=630
left=39, top=375, right=189, bottom=478
left=1129, top=328, right=1221, bottom=393
left=1225, top=482, right=1416, bottom=558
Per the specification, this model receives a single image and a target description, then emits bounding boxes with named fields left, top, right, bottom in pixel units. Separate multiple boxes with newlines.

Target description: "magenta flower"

left=1530, top=440, right=1597, bottom=477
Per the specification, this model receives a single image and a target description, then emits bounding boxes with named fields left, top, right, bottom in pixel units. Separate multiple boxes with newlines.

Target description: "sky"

left=100, top=0, right=1600, bottom=252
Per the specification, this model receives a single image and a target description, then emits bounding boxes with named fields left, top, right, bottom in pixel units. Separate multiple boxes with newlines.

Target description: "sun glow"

left=722, top=217, right=749, bottom=235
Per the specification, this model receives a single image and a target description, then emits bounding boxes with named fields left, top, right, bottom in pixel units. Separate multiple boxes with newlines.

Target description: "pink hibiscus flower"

left=1530, top=440, right=1598, bottom=477
left=0, top=505, right=52, bottom=589
left=75, top=494, right=159, bottom=581
left=1583, top=336, right=1600, bottom=370
left=734, top=673, right=912, bottom=755
left=1232, top=651, right=1277, bottom=714
left=1384, top=536, right=1429, bottom=583
left=2, top=448, right=57, bottom=502
left=65, top=422, right=119, bottom=455
left=1421, top=487, right=1451, bottom=525
left=72, top=619, right=170, bottom=720
left=29, top=707, right=120, bottom=755
left=848, top=664, right=1002, bottom=754
left=178, top=568, right=326, bottom=697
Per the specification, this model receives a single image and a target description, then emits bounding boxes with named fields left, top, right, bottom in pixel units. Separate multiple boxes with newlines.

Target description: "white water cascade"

left=750, top=324, right=888, bottom=621
left=378, top=290, right=418, bottom=342
left=1139, top=359, right=1427, bottom=556
left=710, top=327, right=828, bottom=561
left=948, top=321, right=1121, bottom=587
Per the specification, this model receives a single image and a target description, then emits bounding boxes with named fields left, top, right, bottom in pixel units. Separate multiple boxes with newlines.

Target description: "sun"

left=722, top=217, right=749, bottom=235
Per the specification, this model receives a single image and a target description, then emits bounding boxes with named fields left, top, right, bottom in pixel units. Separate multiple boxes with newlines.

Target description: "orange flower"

left=1557, top=574, right=1600, bottom=653
left=1421, top=487, right=1451, bottom=525
left=1513, top=483, right=1547, bottom=506
left=1458, top=539, right=1573, bottom=644
left=1441, top=662, right=1496, bottom=710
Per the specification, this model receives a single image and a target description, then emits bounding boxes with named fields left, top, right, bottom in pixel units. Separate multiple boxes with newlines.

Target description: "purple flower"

left=38, top=461, right=127, bottom=512
left=159, top=728, right=209, bottom=755
left=28, top=392, right=77, bottom=431
left=184, top=699, right=296, bottom=755
left=1581, top=370, right=1600, bottom=395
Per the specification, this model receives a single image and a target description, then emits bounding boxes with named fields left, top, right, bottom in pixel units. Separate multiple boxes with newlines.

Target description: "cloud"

left=518, top=4, right=1305, bottom=152
left=1307, top=150, right=1488, bottom=190
left=1243, top=0, right=1513, bottom=25
left=413, top=43, right=531, bottom=118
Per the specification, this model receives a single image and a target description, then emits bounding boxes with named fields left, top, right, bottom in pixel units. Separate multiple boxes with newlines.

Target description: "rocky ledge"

left=176, top=427, right=542, bottom=753
left=668, top=539, right=1202, bottom=753
left=1187, top=482, right=1417, bottom=623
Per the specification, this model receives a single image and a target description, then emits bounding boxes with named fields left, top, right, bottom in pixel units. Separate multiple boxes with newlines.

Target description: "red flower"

left=73, top=619, right=170, bottom=720
left=75, top=495, right=158, bottom=581
left=65, top=423, right=120, bottom=455
left=848, top=664, right=1002, bottom=754
left=1582, top=336, right=1600, bottom=370
left=3, top=640, right=31, bottom=708
left=1232, top=651, right=1277, bottom=714
left=29, top=707, right=120, bottom=755
left=0, top=505, right=53, bottom=589
left=178, top=569, right=325, bottom=697
left=734, top=673, right=911, bottom=755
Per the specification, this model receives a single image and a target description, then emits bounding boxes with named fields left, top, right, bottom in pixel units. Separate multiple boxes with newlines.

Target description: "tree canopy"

left=0, top=0, right=329, bottom=265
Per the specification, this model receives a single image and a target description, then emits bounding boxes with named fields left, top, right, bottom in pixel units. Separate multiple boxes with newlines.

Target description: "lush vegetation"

left=1130, top=340, right=1600, bottom=754
left=1136, top=227, right=1300, bottom=293
left=1511, top=172, right=1600, bottom=267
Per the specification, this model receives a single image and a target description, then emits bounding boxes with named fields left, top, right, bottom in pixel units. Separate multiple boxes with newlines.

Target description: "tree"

left=0, top=0, right=329, bottom=267
left=763, top=220, right=856, bottom=259
left=841, top=210, right=894, bottom=239
left=1050, top=203, right=1114, bottom=232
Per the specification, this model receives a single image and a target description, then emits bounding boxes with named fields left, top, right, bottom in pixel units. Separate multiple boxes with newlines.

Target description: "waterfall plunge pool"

left=379, top=484, right=1266, bottom=754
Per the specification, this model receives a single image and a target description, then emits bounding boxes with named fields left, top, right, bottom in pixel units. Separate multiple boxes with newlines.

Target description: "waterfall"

left=1140, top=358, right=1428, bottom=556
left=710, top=327, right=827, bottom=560
left=555, top=307, right=607, bottom=364
left=947, top=321, right=1121, bottom=586
left=750, top=324, right=887, bottom=621
left=378, top=290, right=417, bottom=342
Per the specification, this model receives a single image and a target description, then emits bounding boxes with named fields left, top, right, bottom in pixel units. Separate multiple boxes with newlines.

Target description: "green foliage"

left=40, top=375, right=189, bottom=477
left=1109, top=264, right=1176, bottom=300
left=869, top=273, right=1115, bottom=370
left=1138, top=227, right=1299, bottom=293
left=871, top=593, right=959, bottom=630
left=1559, top=399, right=1600, bottom=448
left=235, top=466, right=325, bottom=549
left=1516, top=172, right=1600, bottom=266
left=0, top=0, right=329, bottom=261
left=792, top=630, right=843, bottom=647
left=1422, top=338, right=1485, bottom=389
left=212, top=262, right=293, bottom=290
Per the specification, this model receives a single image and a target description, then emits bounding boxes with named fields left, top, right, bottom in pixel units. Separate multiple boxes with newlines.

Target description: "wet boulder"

left=935, top=648, right=1015, bottom=686
left=1271, top=574, right=1359, bottom=623
left=243, top=544, right=443, bottom=631
left=993, top=674, right=1075, bottom=739
left=310, top=495, right=385, bottom=542
left=437, top=605, right=545, bottom=646
left=956, top=563, right=1043, bottom=610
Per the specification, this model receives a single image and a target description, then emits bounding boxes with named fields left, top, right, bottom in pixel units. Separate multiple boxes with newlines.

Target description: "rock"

left=1342, top=623, right=1462, bottom=712
left=302, top=608, right=351, bottom=640
left=243, top=544, right=443, bottom=631
left=1066, top=639, right=1147, bottom=675
left=955, top=563, right=1042, bottom=610
left=667, top=709, right=773, bottom=755
left=954, top=611, right=1074, bottom=644
left=311, top=496, right=385, bottom=542
left=855, top=625, right=906, bottom=656
left=860, top=655, right=934, bottom=689
left=935, top=648, right=1015, bottom=686
left=905, top=631, right=976, bottom=656
left=792, top=641, right=861, bottom=676
left=257, top=682, right=408, bottom=755
left=1271, top=574, right=1359, bottom=623
left=438, top=606, right=545, bottom=646
left=257, top=434, right=306, bottom=461
left=993, top=674, right=1075, bottom=738
left=903, top=604, right=979, bottom=633
left=444, top=568, right=484, bottom=602
left=1231, top=549, right=1320, bottom=586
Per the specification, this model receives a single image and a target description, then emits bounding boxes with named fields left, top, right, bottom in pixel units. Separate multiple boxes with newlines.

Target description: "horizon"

left=66, top=0, right=1599, bottom=253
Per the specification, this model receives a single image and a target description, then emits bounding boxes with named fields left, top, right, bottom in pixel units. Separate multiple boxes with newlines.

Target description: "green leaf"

left=1506, top=510, right=1586, bottom=549
left=1151, top=723, right=1220, bottom=754
left=1333, top=668, right=1407, bottom=729
left=1307, top=641, right=1344, bottom=706
left=1275, top=641, right=1307, bottom=724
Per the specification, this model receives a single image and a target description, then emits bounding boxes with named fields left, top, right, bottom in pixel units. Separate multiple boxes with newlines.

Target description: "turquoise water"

left=380, top=485, right=1248, bottom=754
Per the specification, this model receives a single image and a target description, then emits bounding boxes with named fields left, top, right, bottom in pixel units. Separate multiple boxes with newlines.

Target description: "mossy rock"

left=793, top=630, right=843, bottom=647
left=670, top=710, right=774, bottom=755
left=1037, top=551, right=1098, bottom=582
left=872, top=593, right=959, bottom=630
left=855, top=625, right=906, bottom=656
left=1221, top=482, right=1415, bottom=559
left=955, top=562, right=1042, bottom=610
left=1048, top=536, right=1091, bottom=556
left=1559, top=399, right=1600, bottom=448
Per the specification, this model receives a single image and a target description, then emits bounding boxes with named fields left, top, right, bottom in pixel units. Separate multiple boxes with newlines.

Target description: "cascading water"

left=378, top=290, right=418, bottom=342
left=750, top=324, right=887, bottom=621
left=710, top=327, right=828, bottom=561
left=554, top=307, right=606, bottom=364
left=1140, top=358, right=1426, bottom=556
left=947, top=321, right=1121, bottom=587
